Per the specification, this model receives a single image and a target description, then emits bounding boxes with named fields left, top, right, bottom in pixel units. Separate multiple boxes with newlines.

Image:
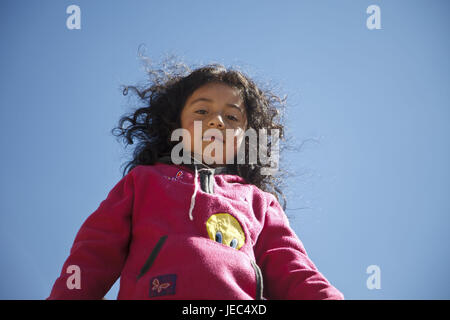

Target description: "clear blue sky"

left=1, top=0, right=449, bottom=299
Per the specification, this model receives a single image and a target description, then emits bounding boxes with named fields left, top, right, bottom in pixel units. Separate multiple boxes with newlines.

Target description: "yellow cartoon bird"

left=206, top=213, right=246, bottom=250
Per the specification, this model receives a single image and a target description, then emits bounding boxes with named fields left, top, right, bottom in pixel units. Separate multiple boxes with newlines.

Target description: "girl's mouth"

left=203, top=135, right=223, bottom=143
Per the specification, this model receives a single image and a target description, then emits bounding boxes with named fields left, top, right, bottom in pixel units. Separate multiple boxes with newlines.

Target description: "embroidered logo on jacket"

left=165, top=170, right=184, bottom=182
left=149, top=274, right=177, bottom=297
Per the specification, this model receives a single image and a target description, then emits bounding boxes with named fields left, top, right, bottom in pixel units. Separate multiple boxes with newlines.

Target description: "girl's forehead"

left=189, top=82, right=243, bottom=102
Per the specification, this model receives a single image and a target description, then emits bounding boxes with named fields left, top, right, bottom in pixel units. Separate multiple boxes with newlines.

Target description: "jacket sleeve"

left=47, top=171, right=135, bottom=299
left=254, top=195, right=344, bottom=300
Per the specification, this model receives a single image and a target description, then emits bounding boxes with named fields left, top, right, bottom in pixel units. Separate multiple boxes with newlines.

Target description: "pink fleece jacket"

left=47, top=161, right=344, bottom=300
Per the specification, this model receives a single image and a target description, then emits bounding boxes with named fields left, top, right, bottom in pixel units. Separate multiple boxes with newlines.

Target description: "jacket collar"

left=156, top=154, right=237, bottom=175
left=156, top=153, right=238, bottom=221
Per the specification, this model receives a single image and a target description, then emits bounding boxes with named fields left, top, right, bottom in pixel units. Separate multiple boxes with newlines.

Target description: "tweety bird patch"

left=206, top=213, right=245, bottom=250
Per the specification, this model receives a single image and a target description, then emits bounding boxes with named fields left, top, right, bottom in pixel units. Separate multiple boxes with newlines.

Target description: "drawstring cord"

left=188, top=164, right=199, bottom=221
left=188, top=159, right=215, bottom=221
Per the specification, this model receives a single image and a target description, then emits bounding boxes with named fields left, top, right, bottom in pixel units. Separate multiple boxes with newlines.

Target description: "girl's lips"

left=203, top=135, right=223, bottom=142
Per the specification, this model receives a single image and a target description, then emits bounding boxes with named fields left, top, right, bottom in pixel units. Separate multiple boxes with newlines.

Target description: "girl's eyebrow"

left=189, top=97, right=244, bottom=114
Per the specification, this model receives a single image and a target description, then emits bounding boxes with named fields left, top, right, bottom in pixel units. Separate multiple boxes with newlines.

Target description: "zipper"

left=199, top=169, right=215, bottom=194
left=137, top=235, right=168, bottom=280
left=250, top=260, right=264, bottom=300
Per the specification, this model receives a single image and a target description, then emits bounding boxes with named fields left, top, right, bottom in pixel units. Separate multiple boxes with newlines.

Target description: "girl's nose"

left=207, top=114, right=225, bottom=129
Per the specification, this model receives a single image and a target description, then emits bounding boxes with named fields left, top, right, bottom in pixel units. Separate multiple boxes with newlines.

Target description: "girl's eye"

left=227, top=115, right=238, bottom=121
left=229, top=238, right=238, bottom=249
left=215, top=231, right=223, bottom=244
left=195, top=109, right=207, bottom=115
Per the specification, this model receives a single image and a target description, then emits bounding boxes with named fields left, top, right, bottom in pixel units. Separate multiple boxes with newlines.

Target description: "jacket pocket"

left=137, top=235, right=168, bottom=280
left=250, top=260, right=264, bottom=300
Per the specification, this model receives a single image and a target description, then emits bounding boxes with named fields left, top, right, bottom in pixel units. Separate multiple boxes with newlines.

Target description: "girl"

left=47, top=61, right=344, bottom=300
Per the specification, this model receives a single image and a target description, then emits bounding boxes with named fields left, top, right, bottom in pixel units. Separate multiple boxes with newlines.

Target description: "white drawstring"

left=187, top=153, right=216, bottom=221
left=188, top=160, right=215, bottom=221
left=188, top=164, right=199, bottom=221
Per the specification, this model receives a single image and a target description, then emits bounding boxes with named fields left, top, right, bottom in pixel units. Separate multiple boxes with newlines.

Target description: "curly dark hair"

left=112, top=55, right=290, bottom=210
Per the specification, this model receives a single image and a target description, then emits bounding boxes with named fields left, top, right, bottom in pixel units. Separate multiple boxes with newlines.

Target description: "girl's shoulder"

left=130, top=163, right=181, bottom=179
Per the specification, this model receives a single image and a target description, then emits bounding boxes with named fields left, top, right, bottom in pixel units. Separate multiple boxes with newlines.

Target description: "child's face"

left=180, top=82, right=248, bottom=166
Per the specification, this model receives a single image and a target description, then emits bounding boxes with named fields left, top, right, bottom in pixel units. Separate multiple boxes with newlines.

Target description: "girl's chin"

left=188, top=149, right=236, bottom=166
left=201, top=157, right=228, bottom=167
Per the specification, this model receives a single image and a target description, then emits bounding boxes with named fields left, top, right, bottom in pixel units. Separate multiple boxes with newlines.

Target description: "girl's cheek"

left=180, top=122, right=196, bottom=151
left=228, top=132, right=245, bottom=159
left=181, top=130, right=191, bottom=151
left=234, top=128, right=246, bottom=148
left=186, top=120, right=206, bottom=155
